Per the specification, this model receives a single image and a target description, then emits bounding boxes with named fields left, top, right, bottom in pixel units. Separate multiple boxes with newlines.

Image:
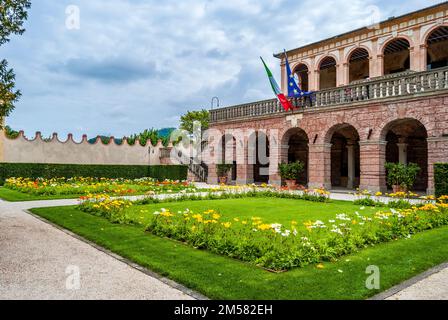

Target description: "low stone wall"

left=0, top=131, right=171, bottom=166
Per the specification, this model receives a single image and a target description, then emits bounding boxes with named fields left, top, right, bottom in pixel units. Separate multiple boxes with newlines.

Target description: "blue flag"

left=284, top=49, right=313, bottom=98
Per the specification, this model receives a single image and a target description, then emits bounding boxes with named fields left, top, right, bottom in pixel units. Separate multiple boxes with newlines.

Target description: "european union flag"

left=284, top=49, right=313, bottom=99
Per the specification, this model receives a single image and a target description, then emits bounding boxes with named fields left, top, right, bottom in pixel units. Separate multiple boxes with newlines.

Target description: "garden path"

left=0, top=199, right=195, bottom=300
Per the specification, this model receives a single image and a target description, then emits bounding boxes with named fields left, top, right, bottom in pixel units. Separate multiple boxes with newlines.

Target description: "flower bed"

left=143, top=196, right=448, bottom=271
left=78, top=189, right=448, bottom=271
left=4, top=177, right=198, bottom=196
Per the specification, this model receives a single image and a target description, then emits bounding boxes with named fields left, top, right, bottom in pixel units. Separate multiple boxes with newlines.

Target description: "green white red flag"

left=260, top=56, right=292, bottom=111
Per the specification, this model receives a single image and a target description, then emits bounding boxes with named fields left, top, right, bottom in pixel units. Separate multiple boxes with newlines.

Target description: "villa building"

left=206, top=2, right=448, bottom=194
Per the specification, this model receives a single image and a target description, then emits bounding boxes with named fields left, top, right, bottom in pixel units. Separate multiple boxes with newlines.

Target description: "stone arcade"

left=206, top=2, right=448, bottom=194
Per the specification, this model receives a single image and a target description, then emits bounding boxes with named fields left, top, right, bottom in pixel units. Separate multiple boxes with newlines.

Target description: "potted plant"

left=278, top=161, right=305, bottom=190
left=385, top=162, right=420, bottom=193
left=216, top=164, right=233, bottom=184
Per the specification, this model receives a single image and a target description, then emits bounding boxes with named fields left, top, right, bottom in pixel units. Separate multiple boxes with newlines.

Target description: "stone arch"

left=247, top=130, right=270, bottom=183
left=218, top=133, right=237, bottom=181
left=424, top=25, right=448, bottom=70
left=280, top=127, right=309, bottom=185
left=325, top=123, right=361, bottom=189
left=380, top=118, right=428, bottom=191
left=345, top=45, right=373, bottom=64
left=292, top=62, right=310, bottom=92
left=381, top=37, right=412, bottom=75
left=317, top=55, right=338, bottom=90
left=346, top=47, right=371, bottom=82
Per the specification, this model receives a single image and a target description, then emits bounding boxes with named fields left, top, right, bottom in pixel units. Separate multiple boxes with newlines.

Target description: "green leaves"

left=180, top=109, right=209, bottom=133
left=0, top=59, right=21, bottom=122
left=278, top=161, right=305, bottom=180
left=0, top=0, right=31, bottom=45
left=0, top=0, right=31, bottom=124
left=384, top=162, right=420, bottom=189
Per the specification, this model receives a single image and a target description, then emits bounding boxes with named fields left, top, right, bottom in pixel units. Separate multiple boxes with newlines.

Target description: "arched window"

left=348, top=48, right=370, bottom=82
left=319, top=56, right=337, bottom=89
left=293, top=64, right=309, bottom=91
left=426, top=26, right=448, bottom=70
left=383, top=38, right=410, bottom=75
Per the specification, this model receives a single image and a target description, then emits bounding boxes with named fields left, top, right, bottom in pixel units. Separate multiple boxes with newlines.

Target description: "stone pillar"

left=359, top=140, right=387, bottom=192
left=341, top=62, right=349, bottom=86
left=427, top=137, right=448, bottom=195
left=346, top=143, right=356, bottom=189
left=269, top=144, right=288, bottom=186
left=419, top=44, right=428, bottom=71
left=375, top=54, right=384, bottom=77
left=308, top=143, right=332, bottom=190
left=397, top=142, right=408, bottom=165
left=313, top=70, right=320, bottom=91
left=236, top=135, right=254, bottom=185
left=281, top=61, right=287, bottom=95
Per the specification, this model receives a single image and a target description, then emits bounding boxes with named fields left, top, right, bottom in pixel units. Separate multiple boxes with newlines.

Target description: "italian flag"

left=260, top=57, right=292, bottom=111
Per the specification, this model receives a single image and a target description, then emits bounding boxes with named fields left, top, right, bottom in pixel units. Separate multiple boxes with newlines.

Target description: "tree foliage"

left=180, top=109, right=209, bottom=133
left=0, top=59, right=21, bottom=120
left=0, top=0, right=31, bottom=45
left=0, top=0, right=31, bottom=128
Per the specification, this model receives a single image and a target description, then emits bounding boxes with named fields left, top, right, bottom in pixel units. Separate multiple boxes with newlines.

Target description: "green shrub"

left=435, top=163, right=448, bottom=197
left=278, top=161, right=305, bottom=180
left=216, top=164, right=233, bottom=177
left=385, top=162, right=420, bottom=190
left=0, top=163, right=187, bottom=185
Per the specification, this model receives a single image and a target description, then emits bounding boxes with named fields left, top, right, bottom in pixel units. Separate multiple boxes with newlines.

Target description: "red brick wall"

left=209, top=93, right=448, bottom=193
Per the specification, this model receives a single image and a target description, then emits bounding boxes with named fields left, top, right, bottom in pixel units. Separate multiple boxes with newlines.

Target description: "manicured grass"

left=0, top=187, right=83, bottom=201
left=31, top=202, right=448, bottom=300
left=127, top=197, right=383, bottom=226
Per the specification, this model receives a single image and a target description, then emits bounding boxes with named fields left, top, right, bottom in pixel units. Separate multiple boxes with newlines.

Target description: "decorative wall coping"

left=1, top=130, right=174, bottom=148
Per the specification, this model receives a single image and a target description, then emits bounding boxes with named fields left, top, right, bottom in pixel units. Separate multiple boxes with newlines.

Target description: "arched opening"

left=383, top=38, right=410, bottom=75
left=328, top=124, right=360, bottom=189
left=348, top=48, right=370, bottom=82
left=219, top=134, right=237, bottom=182
left=281, top=128, right=309, bottom=186
left=384, top=119, right=428, bottom=191
left=426, top=26, right=448, bottom=70
left=319, top=56, right=337, bottom=90
left=249, top=131, right=269, bottom=184
left=293, top=64, right=309, bottom=91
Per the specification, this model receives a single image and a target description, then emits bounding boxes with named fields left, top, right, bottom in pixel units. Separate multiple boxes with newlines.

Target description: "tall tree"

left=0, top=0, right=32, bottom=127
left=180, top=109, right=209, bottom=133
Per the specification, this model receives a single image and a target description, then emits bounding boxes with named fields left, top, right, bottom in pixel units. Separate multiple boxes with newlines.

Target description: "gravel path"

left=0, top=199, right=195, bottom=300
left=386, top=267, right=448, bottom=300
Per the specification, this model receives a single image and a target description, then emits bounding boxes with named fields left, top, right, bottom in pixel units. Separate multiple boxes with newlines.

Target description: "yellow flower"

left=222, top=222, right=232, bottom=228
left=258, top=224, right=272, bottom=231
left=316, top=263, right=325, bottom=269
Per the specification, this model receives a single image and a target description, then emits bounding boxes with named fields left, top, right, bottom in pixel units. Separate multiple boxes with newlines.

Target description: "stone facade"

left=208, top=3, right=448, bottom=194
left=209, top=94, right=448, bottom=193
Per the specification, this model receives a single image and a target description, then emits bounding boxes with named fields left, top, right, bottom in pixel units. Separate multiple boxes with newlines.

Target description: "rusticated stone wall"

left=208, top=93, right=448, bottom=194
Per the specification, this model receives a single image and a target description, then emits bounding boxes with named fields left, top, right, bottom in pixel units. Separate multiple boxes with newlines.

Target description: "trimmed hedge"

left=0, top=163, right=188, bottom=185
left=435, top=163, right=448, bottom=197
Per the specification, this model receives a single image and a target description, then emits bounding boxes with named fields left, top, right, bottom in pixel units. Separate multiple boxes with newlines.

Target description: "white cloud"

left=1, top=0, right=441, bottom=138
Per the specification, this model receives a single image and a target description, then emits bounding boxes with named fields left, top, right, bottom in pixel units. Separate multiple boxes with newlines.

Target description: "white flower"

left=153, top=211, right=160, bottom=215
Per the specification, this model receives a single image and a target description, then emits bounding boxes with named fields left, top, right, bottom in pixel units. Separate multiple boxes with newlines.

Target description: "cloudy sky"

left=0, top=0, right=441, bottom=139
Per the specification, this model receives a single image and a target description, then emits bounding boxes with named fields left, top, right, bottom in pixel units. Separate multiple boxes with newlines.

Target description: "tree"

left=0, top=60, right=21, bottom=121
left=0, top=0, right=32, bottom=128
left=180, top=109, right=209, bottom=133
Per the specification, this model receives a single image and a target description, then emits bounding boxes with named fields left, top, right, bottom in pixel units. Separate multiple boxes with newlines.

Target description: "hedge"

left=0, top=163, right=188, bottom=185
left=435, top=163, right=448, bottom=197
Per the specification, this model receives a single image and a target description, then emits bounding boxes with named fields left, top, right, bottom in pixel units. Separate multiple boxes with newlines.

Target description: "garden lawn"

left=0, top=187, right=83, bottom=201
left=127, top=197, right=383, bottom=226
left=30, top=198, right=448, bottom=300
